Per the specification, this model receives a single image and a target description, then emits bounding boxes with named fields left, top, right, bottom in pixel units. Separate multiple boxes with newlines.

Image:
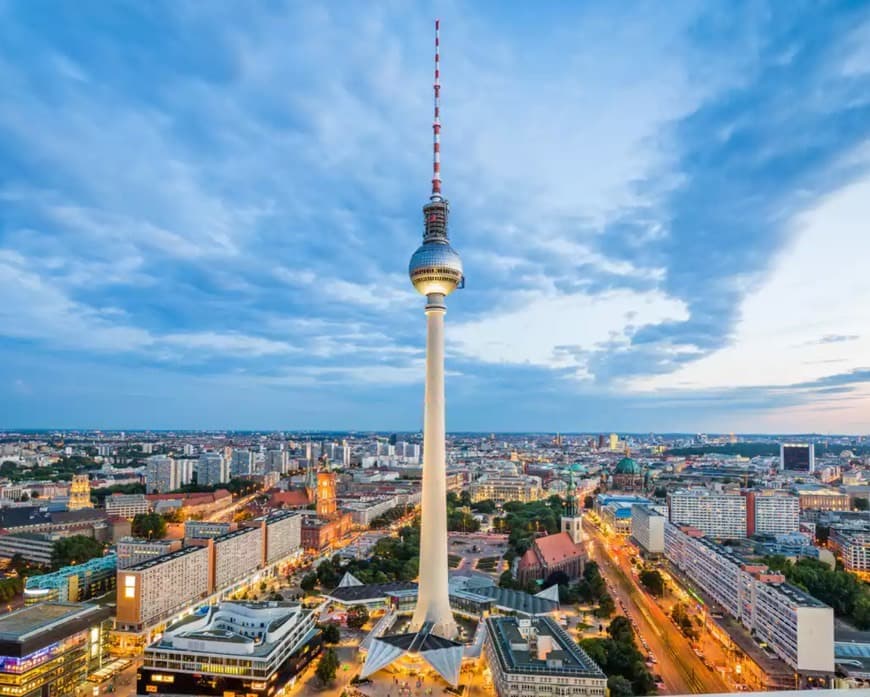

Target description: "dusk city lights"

left=1, top=4, right=870, bottom=697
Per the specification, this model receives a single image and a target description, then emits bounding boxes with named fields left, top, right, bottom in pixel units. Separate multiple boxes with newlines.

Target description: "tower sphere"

left=409, top=241, right=463, bottom=296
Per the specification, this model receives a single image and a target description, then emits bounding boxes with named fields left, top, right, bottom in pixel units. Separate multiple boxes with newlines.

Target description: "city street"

left=584, top=519, right=730, bottom=695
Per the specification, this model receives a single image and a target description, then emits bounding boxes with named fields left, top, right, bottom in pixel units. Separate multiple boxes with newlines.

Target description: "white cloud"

left=630, top=173, right=870, bottom=399
left=450, top=288, right=688, bottom=376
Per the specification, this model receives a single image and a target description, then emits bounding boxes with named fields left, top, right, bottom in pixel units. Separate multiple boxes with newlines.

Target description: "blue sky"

left=2, top=1, right=870, bottom=433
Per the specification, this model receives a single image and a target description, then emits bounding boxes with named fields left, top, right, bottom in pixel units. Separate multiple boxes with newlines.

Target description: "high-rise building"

left=362, top=20, right=464, bottom=686
left=667, top=489, right=747, bottom=538
left=631, top=504, right=666, bottom=556
left=780, top=443, right=815, bottom=472
left=198, top=452, right=229, bottom=486
left=746, top=490, right=800, bottom=536
left=145, top=455, right=187, bottom=494
left=264, top=449, right=288, bottom=474
left=230, top=449, right=253, bottom=476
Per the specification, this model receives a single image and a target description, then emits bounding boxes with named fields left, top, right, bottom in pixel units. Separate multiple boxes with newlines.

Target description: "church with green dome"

left=612, top=452, right=644, bottom=491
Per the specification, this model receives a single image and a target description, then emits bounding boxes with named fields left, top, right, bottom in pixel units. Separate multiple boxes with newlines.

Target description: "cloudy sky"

left=2, top=1, right=869, bottom=433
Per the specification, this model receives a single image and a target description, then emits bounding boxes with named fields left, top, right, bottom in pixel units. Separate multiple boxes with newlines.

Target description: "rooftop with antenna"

left=409, top=19, right=464, bottom=298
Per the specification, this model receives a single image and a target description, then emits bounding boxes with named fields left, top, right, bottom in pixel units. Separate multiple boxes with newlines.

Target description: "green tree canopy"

left=315, top=648, right=339, bottom=685
left=131, top=512, right=167, bottom=540
left=51, top=535, right=104, bottom=570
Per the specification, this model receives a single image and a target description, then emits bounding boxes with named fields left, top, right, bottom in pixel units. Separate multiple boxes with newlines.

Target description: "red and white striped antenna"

left=431, top=18, right=442, bottom=200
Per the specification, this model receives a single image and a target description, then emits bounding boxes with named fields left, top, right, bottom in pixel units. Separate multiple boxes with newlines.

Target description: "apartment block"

left=668, top=489, right=747, bottom=538
left=665, top=523, right=833, bottom=676
left=211, top=527, right=263, bottom=590
left=829, top=527, right=870, bottom=579
left=263, top=510, right=302, bottom=565
left=746, top=491, right=800, bottom=536
left=116, top=546, right=211, bottom=631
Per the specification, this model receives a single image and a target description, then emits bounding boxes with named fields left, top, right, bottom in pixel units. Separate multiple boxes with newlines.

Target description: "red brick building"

left=517, top=531, right=584, bottom=586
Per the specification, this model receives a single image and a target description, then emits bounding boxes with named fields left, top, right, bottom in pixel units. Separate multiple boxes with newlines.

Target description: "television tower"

left=361, top=22, right=464, bottom=685
left=407, top=17, right=463, bottom=640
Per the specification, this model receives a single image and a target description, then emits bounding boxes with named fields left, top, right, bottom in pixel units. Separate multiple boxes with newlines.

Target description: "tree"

left=607, top=675, right=634, bottom=697
left=131, top=512, right=166, bottom=540
left=315, top=648, right=339, bottom=685
left=639, top=568, right=665, bottom=597
left=854, top=497, right=869, bottom=511
left=653, top=486, right=667, bottom=499
left=499, top=570, right=517, bottom=589
left=607, top=616, right=634, bottom=644
left=471, top=499, right=496, bottom=514
left=300, top=573, right=318, bottom=593
left=51, top=535, right=104, bottom=569
left=595, top=593, right=615, bottom=618
left=346, top=605, right=369, bottom=629
left=317, top=559, right=339, bottom=588
left=319, top=622, right=341, bottom=644
left=543, top=570, right=570, bottom=589
left=583, top=495, right=595, bottom=510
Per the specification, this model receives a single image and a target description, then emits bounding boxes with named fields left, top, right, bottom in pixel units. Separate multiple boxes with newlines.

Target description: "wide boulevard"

left=584, top=519, right=730, bottom=695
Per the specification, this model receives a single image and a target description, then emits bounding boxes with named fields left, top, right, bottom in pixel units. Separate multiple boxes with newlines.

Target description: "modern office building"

left=198, top=452, right=229, bottom=486
left=137, top=601, right=322, bottom=697
left=105, top=493, right=150, bottom=519
left=665, top=523, right=834, bottom=679
left=116, top=536, right=181, bottom=569
left=631, top=504, right=666, bottom=556
left=0, top=602, right=111, bottom=697
left=484, top=616, right=606, bottom=697
left=24, top=554, right=117, bottom=604
left=780, top=443, right=815, bottom=472
left=746, top=490, right=800, bottom=536
left=668, top=489, right=747, bottom=538
left=469, top=474, right=543, bottom=504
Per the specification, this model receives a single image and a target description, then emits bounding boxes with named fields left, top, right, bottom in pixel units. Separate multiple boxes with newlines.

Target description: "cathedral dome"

left=614, top=457, right=641, bottom=475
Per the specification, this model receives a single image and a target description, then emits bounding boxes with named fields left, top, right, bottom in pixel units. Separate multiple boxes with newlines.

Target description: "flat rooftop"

left=486, top=616, right=606, bottom=679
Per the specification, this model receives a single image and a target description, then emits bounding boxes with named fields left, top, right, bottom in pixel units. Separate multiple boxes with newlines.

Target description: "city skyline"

left=2, top=3, right=870, bottom=433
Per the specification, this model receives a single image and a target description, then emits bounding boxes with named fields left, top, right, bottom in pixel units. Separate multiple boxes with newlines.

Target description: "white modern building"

left=469, top=474, right=543, bottom=504
left=668, top=489, right=747, bottom=538
left=748, top=491, right=800, bottom=536
left=829, top=527, right=870, bottom=579
left=631, top=504, right=666, bottom=555
left=484, top=616, right=606, bottom=697
left=137, top=601, right=321, bottom=697
left=665, top=523, right=834, bottom=676
left=264, top=449, right=289, bottom=475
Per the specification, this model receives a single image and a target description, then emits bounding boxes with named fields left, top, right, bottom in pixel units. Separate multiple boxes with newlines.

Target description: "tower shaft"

left=410, top=292, right=457, bottom=639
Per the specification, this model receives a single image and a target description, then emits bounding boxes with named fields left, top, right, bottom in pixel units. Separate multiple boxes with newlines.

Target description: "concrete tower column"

left=410, top=292, right=457, bottom=639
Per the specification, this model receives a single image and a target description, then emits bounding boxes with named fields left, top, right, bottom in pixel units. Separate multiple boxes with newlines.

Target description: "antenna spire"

left=431, top=19, right=442, bottom=200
